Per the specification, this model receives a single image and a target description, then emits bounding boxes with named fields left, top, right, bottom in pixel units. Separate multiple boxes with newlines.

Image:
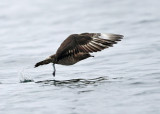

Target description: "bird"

left=34, top=33, right=124, bottom=76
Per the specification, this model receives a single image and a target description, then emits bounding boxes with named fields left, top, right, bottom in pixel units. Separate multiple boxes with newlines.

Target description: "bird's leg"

left=52, top=64, right=56, bottom=77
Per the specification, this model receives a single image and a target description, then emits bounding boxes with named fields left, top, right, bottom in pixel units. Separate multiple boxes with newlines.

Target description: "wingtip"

left=120, top=34, right=124, bottom=38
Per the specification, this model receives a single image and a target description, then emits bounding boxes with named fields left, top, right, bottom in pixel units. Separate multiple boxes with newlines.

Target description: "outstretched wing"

left=56, top=33, right=123, bottom=60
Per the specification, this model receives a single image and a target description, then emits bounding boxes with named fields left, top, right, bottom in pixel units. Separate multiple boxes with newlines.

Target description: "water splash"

left=19, top=66, right=34, bottom=83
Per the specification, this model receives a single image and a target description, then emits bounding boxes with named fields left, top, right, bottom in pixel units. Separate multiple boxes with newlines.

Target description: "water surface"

left=0, top=0, right=160, bottom=114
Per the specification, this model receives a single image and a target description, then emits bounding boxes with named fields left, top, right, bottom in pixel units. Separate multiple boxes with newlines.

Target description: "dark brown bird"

left=35, top=33, right=124, bottom=76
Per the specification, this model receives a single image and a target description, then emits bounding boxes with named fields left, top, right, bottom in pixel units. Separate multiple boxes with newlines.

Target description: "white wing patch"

left=99, top=33, right=110, bottom=39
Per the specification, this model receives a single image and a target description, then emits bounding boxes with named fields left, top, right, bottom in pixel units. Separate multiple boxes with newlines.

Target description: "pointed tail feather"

left=34, top=58, right=52, bottom=68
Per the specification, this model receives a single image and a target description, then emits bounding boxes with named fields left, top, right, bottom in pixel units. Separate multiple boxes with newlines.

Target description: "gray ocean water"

left=0, top=0, right=160, bottom=114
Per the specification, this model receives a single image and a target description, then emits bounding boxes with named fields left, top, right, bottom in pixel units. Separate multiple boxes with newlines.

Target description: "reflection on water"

left=36, top=76, right=109, bottom=87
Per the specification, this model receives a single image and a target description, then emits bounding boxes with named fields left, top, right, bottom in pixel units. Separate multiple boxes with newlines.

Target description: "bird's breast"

left=56, top=56, right=78, bottom=65
left=56, top=53, right=91, bottom=65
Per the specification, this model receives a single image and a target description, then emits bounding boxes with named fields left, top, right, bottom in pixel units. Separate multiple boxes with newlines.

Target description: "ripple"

left=35, top=76, right=109, bottom=87
left=130, top=82, right=145, bottom=85
left=20, top=79, right=34, bottom=83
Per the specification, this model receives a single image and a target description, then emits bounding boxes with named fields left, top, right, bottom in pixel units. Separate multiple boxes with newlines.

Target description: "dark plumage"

left=35, top=33, right=124, bottom=76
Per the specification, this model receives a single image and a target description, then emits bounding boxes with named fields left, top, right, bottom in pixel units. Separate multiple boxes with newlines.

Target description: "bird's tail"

left=34, top=57, right=52, bottom=68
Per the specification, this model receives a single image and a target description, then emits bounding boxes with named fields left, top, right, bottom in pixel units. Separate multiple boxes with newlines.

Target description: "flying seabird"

left=35, top=33, right=124, bottom=76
